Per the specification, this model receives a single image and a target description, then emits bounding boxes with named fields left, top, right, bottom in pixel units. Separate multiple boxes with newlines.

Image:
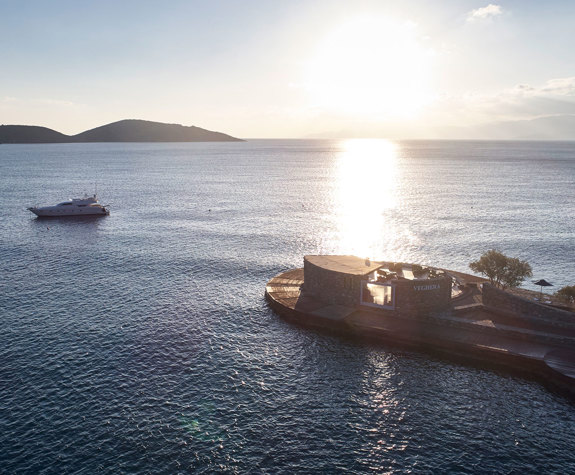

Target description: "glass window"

left=362, top=282, right=394, bottom=308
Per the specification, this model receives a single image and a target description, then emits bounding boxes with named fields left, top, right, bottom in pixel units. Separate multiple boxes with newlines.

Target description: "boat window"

left=78, top=205, right=86, bottom=207
left=58, top=202, right=72, bottom=206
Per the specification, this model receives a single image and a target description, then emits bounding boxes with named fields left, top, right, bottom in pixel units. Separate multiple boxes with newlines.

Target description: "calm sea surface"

left=1, top=139, right=574, bottom=473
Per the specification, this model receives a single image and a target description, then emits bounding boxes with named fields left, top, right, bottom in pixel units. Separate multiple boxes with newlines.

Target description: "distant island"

left=0, top=119, right=243, bottom=143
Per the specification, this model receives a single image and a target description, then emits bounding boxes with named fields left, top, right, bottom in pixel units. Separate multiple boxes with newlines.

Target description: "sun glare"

left=331, top=138, right=399, bottom=258
left=306, top=16, right=433, bottom=119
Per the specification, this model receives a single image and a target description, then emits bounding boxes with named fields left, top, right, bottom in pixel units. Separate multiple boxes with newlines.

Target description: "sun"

left=306, top=16, right=433, bottom=119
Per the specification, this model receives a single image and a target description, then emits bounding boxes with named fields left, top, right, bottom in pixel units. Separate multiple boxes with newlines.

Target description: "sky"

left=2, top=0, right=575, bottom=139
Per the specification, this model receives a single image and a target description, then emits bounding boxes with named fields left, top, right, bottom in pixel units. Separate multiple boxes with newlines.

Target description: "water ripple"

left=1, top=141, right=574, bottom=473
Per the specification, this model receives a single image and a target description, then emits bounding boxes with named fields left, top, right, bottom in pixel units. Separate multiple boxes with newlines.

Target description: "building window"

left=361, top=281, right=394, bottom=309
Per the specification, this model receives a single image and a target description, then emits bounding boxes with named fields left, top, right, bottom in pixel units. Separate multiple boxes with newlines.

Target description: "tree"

left=555, top=285, right=575, bottom=304
left=501, top=257, right=533, bottom=289
left=469, top=249, right=507, bottom=287
left=469, top=249, right=532, bottom=289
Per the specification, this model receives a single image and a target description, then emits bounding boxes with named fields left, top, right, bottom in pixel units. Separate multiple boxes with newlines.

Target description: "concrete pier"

left=266, top=265, right=575, bottom=399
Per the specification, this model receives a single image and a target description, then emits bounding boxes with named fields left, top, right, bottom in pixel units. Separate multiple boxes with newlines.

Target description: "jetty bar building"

left=267, top=255, right=575, bottom=398
left=303, top=255, right=453, bottom=315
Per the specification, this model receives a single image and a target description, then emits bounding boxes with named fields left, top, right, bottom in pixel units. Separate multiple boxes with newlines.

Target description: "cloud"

left=484, top=78, right=575, bottom=119
left=467, top=4, right=503, bottom=22
left=306, top=76, right=575, bottom=139
left=538, top=77, right=575, bottom=96
left=419, top=76, right=575, bottom=131
left=468, top=76, right=575, bottom=106
left=507, top=77, right=575, bottom=98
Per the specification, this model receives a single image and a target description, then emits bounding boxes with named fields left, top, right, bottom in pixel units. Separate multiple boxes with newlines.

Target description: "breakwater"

left=266, top=267, right=575, bottom=399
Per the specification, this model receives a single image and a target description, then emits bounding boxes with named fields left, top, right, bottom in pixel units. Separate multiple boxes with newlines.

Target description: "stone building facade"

left=303, top=255, right=452, bottom=314
left=392, top=277, right=452, bottom=315
left=303, top=255, right=376, bottom=307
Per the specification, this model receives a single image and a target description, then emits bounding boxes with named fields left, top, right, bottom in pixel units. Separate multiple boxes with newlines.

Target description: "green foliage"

left=469, top=249, right=533, bottom=289
left=555, top=285, right=575, bottom=303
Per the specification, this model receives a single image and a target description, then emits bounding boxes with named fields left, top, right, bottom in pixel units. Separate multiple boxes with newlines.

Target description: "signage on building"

left=414, top=284, right=441, bottom=291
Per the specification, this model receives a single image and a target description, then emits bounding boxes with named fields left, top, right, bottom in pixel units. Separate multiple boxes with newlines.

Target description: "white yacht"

left=28, top=194, right=110, bottom=217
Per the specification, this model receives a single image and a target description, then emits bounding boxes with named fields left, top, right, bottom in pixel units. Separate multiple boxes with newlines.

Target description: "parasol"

left=533, top=279, right=553, bottom=300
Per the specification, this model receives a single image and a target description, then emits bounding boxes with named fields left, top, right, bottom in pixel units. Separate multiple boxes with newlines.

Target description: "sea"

left=1, top=139, right=574, bottom=473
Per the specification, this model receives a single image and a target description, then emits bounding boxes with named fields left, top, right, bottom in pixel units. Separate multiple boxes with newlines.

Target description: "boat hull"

left=27, top=193, right=110, bottom=217
left=28, top=207, right=109, bottom=217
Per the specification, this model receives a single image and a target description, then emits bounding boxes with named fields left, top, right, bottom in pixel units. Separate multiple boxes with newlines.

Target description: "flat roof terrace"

left=304, top=255, right=450, bottom=281
left=304, top=255, right=383, bottom=276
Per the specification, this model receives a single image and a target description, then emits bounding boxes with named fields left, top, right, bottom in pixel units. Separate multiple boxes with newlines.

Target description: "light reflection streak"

left=329, top=139, right=402, bottom=259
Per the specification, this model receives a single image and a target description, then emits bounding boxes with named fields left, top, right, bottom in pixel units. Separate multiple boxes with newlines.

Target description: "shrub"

left=469, top=249, right=532, bottom=289
left=555, top=285, right=575, bottom=303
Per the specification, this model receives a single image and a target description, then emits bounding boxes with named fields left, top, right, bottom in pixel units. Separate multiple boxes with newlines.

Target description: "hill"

left=0, top=125, right=70, bottom=143
left=72, top=119, right=242, bottom=142
left=306, top=114, right=575, bottom=140
left=434, top=114, right=575, bottom=140
left=472, top=115, right=575, bottom=140
left=0, top=119, right=243, bottom=143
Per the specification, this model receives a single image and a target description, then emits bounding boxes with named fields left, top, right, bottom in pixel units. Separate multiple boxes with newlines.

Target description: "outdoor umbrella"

left=533, top=279, right=553, bottom=300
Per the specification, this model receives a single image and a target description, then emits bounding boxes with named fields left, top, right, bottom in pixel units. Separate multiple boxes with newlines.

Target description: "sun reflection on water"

left=330, top=138, right=401, bottom=259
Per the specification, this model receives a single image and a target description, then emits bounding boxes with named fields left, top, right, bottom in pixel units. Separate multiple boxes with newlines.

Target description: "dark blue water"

left=1, top=140, right=574, bottom=473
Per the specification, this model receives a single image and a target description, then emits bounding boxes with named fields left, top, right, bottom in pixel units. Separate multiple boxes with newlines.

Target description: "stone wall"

left=303, top=258, right=363, bottom=307
left=483, top=284, right=575, bottom=327
left=394, top=276, right=452, bottom=315
left=304, top=256, right=453, bottom=311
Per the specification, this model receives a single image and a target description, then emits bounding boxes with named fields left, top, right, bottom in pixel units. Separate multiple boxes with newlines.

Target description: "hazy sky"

left=2, top=0, right=575, bottom=138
